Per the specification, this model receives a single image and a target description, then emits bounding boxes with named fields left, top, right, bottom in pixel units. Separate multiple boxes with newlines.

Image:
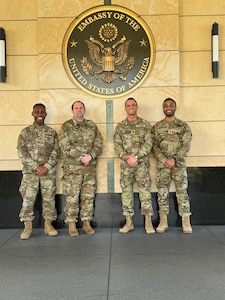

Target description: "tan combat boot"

left=44, top=220, right=58, bottom=236
left=182, top=216, right=192, bottom=234
left=20, top=221, right=32, bottom=240
left=119, top=215, right=134, bottom=233
left=145, top=216, right=155, bottom=234
left=82, top=220, right=95, bottom=235
left=156, top=213, right=168, bottom=233
left=68, top=222, right=79, bottom=237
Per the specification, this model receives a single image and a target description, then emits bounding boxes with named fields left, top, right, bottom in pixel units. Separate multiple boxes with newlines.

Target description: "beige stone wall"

left=180, top=0, right=225, bottom=167
left=0, top=0, right=224, bottom=193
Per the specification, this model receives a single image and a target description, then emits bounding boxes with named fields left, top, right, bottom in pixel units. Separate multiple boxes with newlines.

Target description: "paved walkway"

left=1, top=226, right=225, bottom=300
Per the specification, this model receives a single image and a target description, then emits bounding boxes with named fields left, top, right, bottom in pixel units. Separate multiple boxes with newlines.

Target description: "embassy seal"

left=62, top=5, right=155, bottom=98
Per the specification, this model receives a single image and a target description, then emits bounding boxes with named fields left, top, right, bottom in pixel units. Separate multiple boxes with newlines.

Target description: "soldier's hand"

left=35, top=166, right=49, bottom=176
left=164, top=158, right=175, bottom=169
left=81, top=154, right=92, bottom=166
left=126, top=155, right=138, bottom=167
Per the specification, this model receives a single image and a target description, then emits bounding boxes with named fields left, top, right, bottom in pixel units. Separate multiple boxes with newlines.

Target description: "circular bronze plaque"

left=62, top=5, right=155, bottom=98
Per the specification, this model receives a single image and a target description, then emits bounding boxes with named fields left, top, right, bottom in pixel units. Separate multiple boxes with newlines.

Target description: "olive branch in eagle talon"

left=81, top=57, right=98, bottom=79
left=80, top=35, right=134, bottom=83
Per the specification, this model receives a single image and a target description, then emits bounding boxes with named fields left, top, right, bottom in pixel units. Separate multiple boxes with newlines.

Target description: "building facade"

left=0, top=0, right=225, bottom=228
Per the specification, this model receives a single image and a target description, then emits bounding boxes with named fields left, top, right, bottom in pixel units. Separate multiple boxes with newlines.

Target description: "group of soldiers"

left=17, top=97, right=192, bottom=240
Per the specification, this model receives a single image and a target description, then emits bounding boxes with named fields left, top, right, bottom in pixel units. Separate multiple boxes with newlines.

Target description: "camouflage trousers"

left=120, top=163, right=154, bottom=217
left=19, top=172, right=57, bottom=222
left=157, top=166, right=191, bottom=216
left=62, top=165, right=96, bottom=223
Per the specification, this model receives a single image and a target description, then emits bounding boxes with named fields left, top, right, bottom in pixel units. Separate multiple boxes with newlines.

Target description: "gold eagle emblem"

left=81, top=35, right=134, bottom=83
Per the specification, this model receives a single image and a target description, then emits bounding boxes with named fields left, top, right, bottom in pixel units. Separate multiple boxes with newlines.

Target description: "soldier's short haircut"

left=72, top=101, right=86, bottom=110
left=125, top=97, right=137, bottom=106
left=33, top=103, right=46, bottom=110
left=163, top=97, right=176, bottom=106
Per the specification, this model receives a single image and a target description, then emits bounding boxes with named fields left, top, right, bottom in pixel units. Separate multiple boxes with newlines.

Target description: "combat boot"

left=145, top=216, right=155, bottom=234
left=156, top=213, right=168, bottom=233
left=82, top=220, right=95, bottom=235
left=20, top=221, right=32, bottom=240
left=182, top=216, right=192, bottom=234
left=44, top=220, right=58, bottom=236
left=68, top=222, right=79, bottom=237
left=119, top=215, right=134, bottom=233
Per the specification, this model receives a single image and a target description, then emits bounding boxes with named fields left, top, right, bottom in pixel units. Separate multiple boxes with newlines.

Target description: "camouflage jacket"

left=151, top=118, right=192, bottom=166
left=17, top=123, right=60, bottom=174
left=114, top=116, right=152, bottom=164
left=59, top=118, right=102, bottom=166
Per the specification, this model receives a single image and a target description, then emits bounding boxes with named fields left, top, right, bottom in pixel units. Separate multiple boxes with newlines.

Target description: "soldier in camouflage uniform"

left=114, top=98, right=155, bottom=234
left=151, top=98, right=192, bottom=234
left=18, top=103, right=60, bottom=239
left=59, top=101, right=102, bottom=237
